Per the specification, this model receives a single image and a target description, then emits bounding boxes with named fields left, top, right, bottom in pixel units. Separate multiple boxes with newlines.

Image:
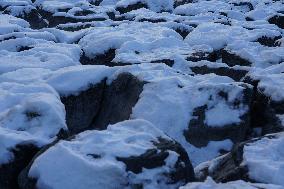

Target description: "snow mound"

left=180, top=177, right=284, bottom=189
left=0, top=82, right=67, bottom=164
left=27, top=119, right=194, bottom=189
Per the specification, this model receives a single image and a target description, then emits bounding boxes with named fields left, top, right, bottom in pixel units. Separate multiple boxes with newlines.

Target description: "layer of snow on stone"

left=29, top=119, right=181, bottom=189
left=0, top=82, right=67, bottom=164
left=243, top=132, right=284, bottom=186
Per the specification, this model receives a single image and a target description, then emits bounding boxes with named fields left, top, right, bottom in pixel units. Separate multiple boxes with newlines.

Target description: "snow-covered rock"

left=19, top=119, right=195, bottom=189
left=0, top=82, right=67, bottom=189
left=194, top=132, right=284, bottom=186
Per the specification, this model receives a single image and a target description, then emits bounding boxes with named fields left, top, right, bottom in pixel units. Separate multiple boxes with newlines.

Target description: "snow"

left=0, top=14, right=30, bottom=34
left=79, top=22, right=181, bottom=58
left=180, top=177, right=284, bottom=189
left=28, top=119, right=183, bottom=189
left=47, top=65, right=114, bottom=95
left=0, top=82, right=67, bottom=164
left=247, top=63, right=284, bottom=102
left=243, top=132, right=284, bottom=186
left=0, top=39, right=82, bottom=74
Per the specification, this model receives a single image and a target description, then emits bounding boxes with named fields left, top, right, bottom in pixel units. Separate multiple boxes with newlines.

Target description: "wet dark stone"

left=91, top=73, right=145, bottom=130
left=80, top=49, right=117, bottom=66
left=117, top=137, right=195, bottom=184
left=151, top=59, right=175, bottom=67
left=221, top=50, right=251, bottom=67
left=175, top=28, right=191, bottom=39
left=255, top=35, right=282, bottom=47
left=233, top=2, right=254, bottom=12
left=243, top=77, right=284, bottom=135
left=116, top=2, right=148, bottom=14
left=190, top=66, right=248, bottom=81
left=174, top=0, right=194, bottom=8
left=61, top=80, right=106, bottom=134
left=268, top=15, right=284, bottom=29
left=17, top=46, right=33, bottom=52
left=138, top=18, right=167, bottom=23
left=0, top=144, right=39, bottom=189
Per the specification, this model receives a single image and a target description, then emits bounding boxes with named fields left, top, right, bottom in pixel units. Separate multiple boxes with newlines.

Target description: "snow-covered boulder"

left=18, top=119, right=195, bottom=189
left=78, top=22, right=182, bottom=65
left=195, top=132, right=284, bottom=186
left=0, top=82, right=68, bottom=189
left=131, top=71, right=253, bottom=165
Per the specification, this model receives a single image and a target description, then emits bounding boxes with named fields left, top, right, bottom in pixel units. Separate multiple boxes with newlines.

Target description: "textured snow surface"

left=1, top=0, right=284, bottom=188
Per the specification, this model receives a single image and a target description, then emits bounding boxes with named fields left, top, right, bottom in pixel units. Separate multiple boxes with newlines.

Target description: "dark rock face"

left=91, top=73, right=145, bottom=130
left=61, top=73, right=145, bottom=134
left=18, top=120, right=195, bottom=189
left=138, top=18, right=167, bottom=23
left=117, top=137, right=195, bottom=185
left=174, top=0, right=194, bottom=8
left=116, top=2, right=148, bottom=14
left=268, top=15, right=284, bottom=29
left=184, top=85, right=253, bottom=148
left=232, top=2, right=254, bottom=12
left=21, top=9, right=48, bottom=29
left=150, top=59, right=175, bottom=67
left=61, top=80, right=106, bottom=134
left=0, top=144, right=39, bottom=189
left=195, top=142, right=249, bottom=182
left=3, top=8, right=48, bottom=29
left=175, top=27, right=191, bottom=39
left=243, top=77, right=284, bottom=136
left=256, top=36, right=282, bottom=47
left=80, top=49, right=117, bottom=66
left=190, top=66, right=248, bottom=81
left=221, top=50, right=251, bottom=67
left=186, top=51, right=220, bottom=62
left=186, top=49, right=252, bottom=67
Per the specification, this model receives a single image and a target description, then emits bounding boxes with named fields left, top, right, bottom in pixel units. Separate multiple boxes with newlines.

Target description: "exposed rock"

left=256, top=36, right=282, bottom=47
left=91, top=73, right=145, bottom=130
left=61, top=73, right=145, bottom=133
left=243, top=77, right=283, bottom=135
left=61, top=80, right=106, bottom=134
left=116, top=2, right=148, bottom=14
left=268, top=15, right=284, bottom=29
left=221, top=50, right=251, bottom=67
left=190, top=66, right=248, bottom=81
left=0, top=144, right=39, bottom=189
left=232, top=2, right=254, bottom=12
left=174, top=0, right=193, bottom=8
left=80, top=49, right=117, bottom=66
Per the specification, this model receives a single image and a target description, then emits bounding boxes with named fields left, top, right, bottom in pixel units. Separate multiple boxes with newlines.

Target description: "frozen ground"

left=0, top=0, right=284, bottom=189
